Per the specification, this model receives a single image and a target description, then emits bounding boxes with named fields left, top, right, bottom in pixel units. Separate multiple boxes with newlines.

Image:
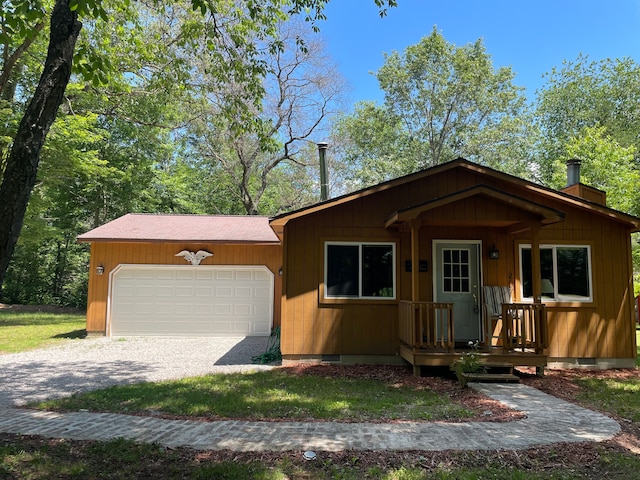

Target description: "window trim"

left=323, top=241, right=396, bottom=301
left=518, top=243, right=593, bottom=303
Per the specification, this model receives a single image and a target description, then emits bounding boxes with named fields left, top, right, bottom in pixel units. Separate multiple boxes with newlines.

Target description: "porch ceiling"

left=384, top=184, right=566, bottom=229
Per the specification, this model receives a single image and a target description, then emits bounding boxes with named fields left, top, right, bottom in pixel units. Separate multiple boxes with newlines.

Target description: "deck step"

left=478, top=362, right=514, bottom=375
left=461, top=372, right=520, bottom=383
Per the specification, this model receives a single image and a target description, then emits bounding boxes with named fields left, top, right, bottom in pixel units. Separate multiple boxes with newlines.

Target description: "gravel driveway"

left=0, top=336, right=274, bottom=407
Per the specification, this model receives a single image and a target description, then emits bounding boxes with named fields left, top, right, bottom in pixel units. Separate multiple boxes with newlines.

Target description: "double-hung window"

left=519, top=244, right=592, bottom=302
left=324, top=242, right=396, bottom=299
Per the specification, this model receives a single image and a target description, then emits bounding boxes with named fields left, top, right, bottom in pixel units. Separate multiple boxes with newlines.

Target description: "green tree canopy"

left=535, top=55, right=640, bottom=185
left=0, top=0, right=397, bottom=298
left=335, top=27, right=534, bottom=188
left=554, top=126, right=639, bottom=216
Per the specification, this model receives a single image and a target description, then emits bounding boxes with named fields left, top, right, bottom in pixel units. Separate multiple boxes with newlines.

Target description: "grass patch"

left=3, top=433, right=639, bottom=479
left=575, top=375, right=640, bottom=422
left=36, top=368, right=472, bottom=422
left=0, top=310, right=86, bottom=353
left=0, top=435, right=273, bottom=479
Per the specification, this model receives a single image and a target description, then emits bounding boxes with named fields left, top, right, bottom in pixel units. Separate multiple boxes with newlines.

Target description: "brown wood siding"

left=280, top=166, right=637, bottom=361
left=85, top=242, right=282, bottom=334
left=513, top=215, right=635, bottom=360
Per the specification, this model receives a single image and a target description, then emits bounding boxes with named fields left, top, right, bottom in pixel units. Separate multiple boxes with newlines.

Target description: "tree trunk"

left=0, top=0, right=81, bottom=298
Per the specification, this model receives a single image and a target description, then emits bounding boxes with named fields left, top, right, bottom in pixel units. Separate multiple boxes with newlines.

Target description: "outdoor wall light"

left=96, top=265, right=104, bottom=275
left=489, top=246, right=500, bottom=260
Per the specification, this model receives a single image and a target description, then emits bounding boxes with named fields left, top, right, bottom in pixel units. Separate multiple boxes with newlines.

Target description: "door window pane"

left=443, top=248, right=471, bottom=293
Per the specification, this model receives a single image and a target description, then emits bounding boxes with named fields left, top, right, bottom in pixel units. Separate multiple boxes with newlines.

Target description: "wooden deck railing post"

left=500, top=303, right=547, bottom=353
left=399, top=301, right=455, bottom=350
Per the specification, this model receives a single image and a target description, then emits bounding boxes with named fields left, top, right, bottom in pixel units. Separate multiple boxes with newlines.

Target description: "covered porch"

left=385, top=185, right=564, bottom=373
left=398, top=300, right=548, bottom=371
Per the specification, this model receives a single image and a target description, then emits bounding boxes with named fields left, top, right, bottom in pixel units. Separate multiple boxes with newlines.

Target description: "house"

left=80, top=159, right=640, bottom=370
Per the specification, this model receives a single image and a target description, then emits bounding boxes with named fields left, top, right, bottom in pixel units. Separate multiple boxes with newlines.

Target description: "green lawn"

left=1, top=433, right=637, bottom=479
left=575, top=374, right=640, bottom=422
left=37, top=368, right=473, bottom=422
left=0, top=310, right=86, bottom=353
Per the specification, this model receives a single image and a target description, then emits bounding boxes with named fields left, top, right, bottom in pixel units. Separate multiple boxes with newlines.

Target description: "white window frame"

left=324, top=241, right=396, bottom=300
left=519, top=244, right=593, bottom=303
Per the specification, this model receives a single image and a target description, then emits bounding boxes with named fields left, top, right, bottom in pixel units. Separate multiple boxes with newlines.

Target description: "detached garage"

left=78, top=214, right=282, bottom=337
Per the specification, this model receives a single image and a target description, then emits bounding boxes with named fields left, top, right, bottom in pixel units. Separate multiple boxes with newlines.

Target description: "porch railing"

left=399, top=301, right=454, bottom=350
left=501, top=303, right=548, bottom=353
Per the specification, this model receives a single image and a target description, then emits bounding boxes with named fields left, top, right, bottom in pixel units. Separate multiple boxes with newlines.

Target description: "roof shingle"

left=77, top=214, right=280, bottom=244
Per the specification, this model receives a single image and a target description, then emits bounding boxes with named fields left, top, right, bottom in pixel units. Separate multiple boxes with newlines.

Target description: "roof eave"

left=77, top=237, right=281, bottom=245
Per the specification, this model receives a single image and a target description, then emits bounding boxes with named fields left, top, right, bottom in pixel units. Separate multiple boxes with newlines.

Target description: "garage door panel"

left=235, top=270, right=253, bottom=281
left=197, top=270, right=214, bottom=280
left=135, top=286, right=154, bottom=297
left=136, top=270, right=155, bottom=280
left=216, top=287, right=232, bottom=297
left=253, top=323, right=271, bottom=335
left=156, top=286, right=174, bottom=296
left=156, top=270, right=175, bottom=280
left=155, top=304, right=175, bottom=316
left=216, top=270, right=233, bottom=280
left=254, top=303, right=270, bottom=316
left=196, top=287, right=213, bottom=296
left=254, top=287, right=270, bottom=299
left=133, top=302, right=155, bottom=314
left=176, top=270, right=194, bottom=280
left=114, top=286, right=134, bottom=297
left=175, top=286, right=194, bottom=297
left=235, top=287, right=252, bottom=298
left=254, top=269, right=271, bottom=281
left=174, top=303, right=193, bottom=315
left=233, top=322, right=251, bottom=334
left=110, top=265, right=273, bottom=337
left=234, top=304, right=252, bottom=315
left=194, top=304, right=212, bottom=315
left=215, top=304, right=231, bottom=315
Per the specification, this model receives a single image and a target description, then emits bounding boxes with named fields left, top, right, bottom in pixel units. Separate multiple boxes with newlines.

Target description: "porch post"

left=530, top=223, right=542, bottom=302
left=410, top=219, right=421, bottom=302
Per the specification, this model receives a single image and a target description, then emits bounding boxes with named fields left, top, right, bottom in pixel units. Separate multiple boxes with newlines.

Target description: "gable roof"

left=384, top=184, right=566, bottom=228
left=78, top=214, right=280, bottom=244
left=270, top=158, right=640, bottom=231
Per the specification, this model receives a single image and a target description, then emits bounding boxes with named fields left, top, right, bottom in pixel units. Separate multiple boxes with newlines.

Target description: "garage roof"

left=78, top=214, right=280, bottom=244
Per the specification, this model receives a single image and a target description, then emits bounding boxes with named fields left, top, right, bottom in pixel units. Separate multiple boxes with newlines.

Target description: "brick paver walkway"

left=0, top=383, right=620, bottom=451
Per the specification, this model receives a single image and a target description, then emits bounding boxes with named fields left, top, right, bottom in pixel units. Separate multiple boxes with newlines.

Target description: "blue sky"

left=319, top=0, right=640, bottom=107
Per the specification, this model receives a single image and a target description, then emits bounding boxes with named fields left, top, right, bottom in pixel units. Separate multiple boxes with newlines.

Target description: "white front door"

left=434, top=241, right=482, bottom=343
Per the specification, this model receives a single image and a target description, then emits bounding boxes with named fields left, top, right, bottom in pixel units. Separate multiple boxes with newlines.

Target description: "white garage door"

left=109, top=265, right=273, bottom=337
